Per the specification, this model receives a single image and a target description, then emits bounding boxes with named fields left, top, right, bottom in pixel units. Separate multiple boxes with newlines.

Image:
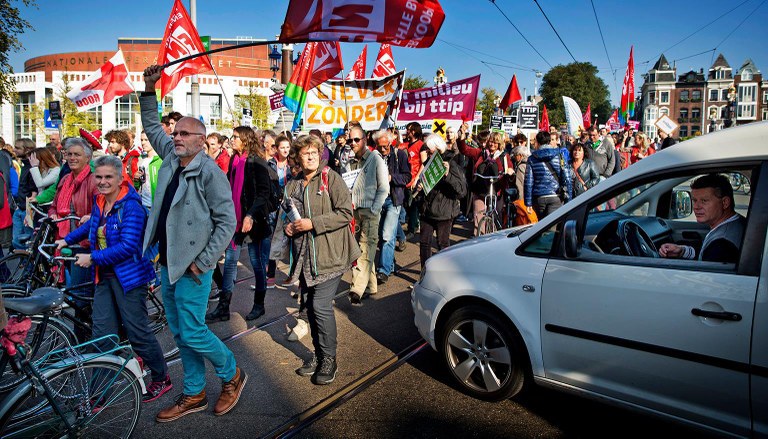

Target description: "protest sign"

left=473, top=110, right=483, bottom=125
left=242, top=108, right=253, bottom=127
left=270, top=91, right=285, bottom=112
left=303, top=70, right=404, bottom=131
left=654, top=114, right=679, bottom=134
left=398, top=75, right=480, bottom=134
left=490, top=115, right=502, bottom=131
left=502, top=115, right=517, bottom=135
left=419, top=151, right=446, bottom=195
left=342, top=169, right=362, bottom=191
left=519, top=105, right=539, bottom=131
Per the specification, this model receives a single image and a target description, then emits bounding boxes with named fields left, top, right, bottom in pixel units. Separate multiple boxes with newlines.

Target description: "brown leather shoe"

left=214, top=367, right=248, bottom=416
left=156, top=391, right=208, bottom=423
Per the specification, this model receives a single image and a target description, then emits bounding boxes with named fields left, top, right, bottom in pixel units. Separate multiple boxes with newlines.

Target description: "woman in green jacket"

left=284, top=135, right=360, bottom=386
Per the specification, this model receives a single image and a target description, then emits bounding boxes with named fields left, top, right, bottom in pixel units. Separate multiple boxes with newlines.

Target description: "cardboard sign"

left=270, top=91, right=285, bottom=112
left=654, top=116, right=679, bottom=134
left=342, top=168, right=362, bottom=190
left=419, top=151, right=446, bottom=195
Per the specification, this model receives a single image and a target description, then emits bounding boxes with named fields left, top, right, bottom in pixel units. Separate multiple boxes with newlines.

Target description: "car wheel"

left=440, top=305, right=527, bottom=401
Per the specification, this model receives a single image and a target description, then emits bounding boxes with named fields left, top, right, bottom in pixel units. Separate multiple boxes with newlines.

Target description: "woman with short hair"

left=56, top=154, right=171, bottom=402
left=284, top=135, right=360, bottom=385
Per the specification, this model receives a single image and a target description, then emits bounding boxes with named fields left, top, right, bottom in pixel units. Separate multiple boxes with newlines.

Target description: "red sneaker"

left=143, top=376, right=173, bottom=403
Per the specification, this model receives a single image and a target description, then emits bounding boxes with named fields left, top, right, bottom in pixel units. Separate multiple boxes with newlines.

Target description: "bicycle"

left=729, top=172, right=751, bottom=195
left=473, top=174, right=518, bottom=236
left=0, top=288, right=144, bottom=438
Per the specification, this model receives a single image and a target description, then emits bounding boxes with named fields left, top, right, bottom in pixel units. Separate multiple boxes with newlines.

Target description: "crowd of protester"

left=0, top=64, right=668, bottom=422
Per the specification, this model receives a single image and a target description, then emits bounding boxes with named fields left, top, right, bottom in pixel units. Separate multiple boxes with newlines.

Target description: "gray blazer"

left=139, top=94, right=235, bottom=284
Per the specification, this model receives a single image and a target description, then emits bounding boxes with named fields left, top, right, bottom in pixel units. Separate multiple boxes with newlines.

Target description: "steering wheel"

left=617, top=220, right=658, bottom=258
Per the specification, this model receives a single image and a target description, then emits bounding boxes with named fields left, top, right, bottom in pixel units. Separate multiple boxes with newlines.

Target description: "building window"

left=659, top=107, right=669, bottom=117
left=762, top=108, right=768, bottom=121
left=691, top=108, right=701, bottom=121
left=14, top=91, right=36, bottom=140
left=708, top=106, right=718, bottom=120
left=162, top=96, right=174, bottom=112
left=679, top=108, right=689, bottom=121
left=715, top=70, right=725, bottom=80
left=680, top=90, right=689, bottom=102
left=85, top=107, right=103, bottom=127
left=738, top=85, right=756, bottom=103
left=646, top=107, right=657, bottom=122
left=741, top=69, right=753, bottom=81
left=763, top=90, right=767, bottom=104
left=709, top=89, right=719, bottom=101
left=722, top=89, right=729, bottom=101
left=660, top=91, right=669, bottom=103
left=692, top=90, right=702, bottom=101
left=648, top=73, right=655, bottom=83
left=647, top=92, right=656, bottom=104
left=737, top=104, right=756, bottom=119
left=680, top=125, right=688, bottom=138
left=186, top=93, right=222, bottom=130
left=116, top=94, right=140, bottom=129
left=721, top=106, right=729, bottom=119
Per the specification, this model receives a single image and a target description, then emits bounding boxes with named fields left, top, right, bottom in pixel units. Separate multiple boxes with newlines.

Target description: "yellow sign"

left=432, top=119, right=447, bottom=138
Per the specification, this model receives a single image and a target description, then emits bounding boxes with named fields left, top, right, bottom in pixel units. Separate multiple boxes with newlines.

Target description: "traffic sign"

left=43, top=109, right=60, bottom=129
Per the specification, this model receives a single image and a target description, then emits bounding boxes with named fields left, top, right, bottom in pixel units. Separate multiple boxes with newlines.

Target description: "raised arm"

left=140, top=65, right=175, bottom=160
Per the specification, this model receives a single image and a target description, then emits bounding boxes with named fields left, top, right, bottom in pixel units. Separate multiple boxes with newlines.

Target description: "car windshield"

left=589, top=183, right=654, bottom=213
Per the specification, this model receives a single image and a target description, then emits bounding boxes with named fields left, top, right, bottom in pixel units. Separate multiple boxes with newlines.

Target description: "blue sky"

left=10, top=0, right=768, bottom=108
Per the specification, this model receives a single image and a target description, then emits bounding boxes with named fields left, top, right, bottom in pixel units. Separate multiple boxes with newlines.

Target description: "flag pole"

left=342, top=73, right=350, bottom=130
left=159, top=40, right=281, bottom=70
left=209, top=64, right=234, bottom=122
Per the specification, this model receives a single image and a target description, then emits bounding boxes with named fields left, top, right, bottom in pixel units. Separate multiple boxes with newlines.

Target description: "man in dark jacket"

left=658, top=128, right=677, bottom=150
left=374, top=129, right=410, bottom=284
left=524, top=131, right=573, bottom=219
left=419, top=134, right=467, bottom=268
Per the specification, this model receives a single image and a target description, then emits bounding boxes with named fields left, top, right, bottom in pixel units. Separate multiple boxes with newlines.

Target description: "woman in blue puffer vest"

left=56, top=154, right=172, bottom=403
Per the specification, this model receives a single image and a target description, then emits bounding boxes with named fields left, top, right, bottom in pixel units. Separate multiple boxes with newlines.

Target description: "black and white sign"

left=49, top=101, right=62, bottom=122
left=242, top=108, right=253, bottom=127
left=518, top=105, right=539, bottom=131
left=490, top=115, right=502, bottom=131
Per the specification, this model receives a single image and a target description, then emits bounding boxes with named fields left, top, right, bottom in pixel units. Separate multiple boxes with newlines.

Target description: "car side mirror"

left=563, top=220, right=579, bottom=259
left=670, top=190, right=692, bottom=219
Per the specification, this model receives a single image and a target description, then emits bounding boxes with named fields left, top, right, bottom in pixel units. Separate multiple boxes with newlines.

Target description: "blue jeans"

left=221, top=237, right=271, bottom=294
left=160, top=266, right=236, bottom=395
left=93, top=277, right=167, bottom=382
left=12, top=209, right=32, bottom=250
left=377, top=198, right=401, bottom=276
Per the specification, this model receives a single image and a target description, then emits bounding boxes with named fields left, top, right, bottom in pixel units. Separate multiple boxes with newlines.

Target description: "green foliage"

left=476, top=87, right=499, bottom=130
left=539, top=62, right=611, bottom=127
left=0, top=0, right=37, bottom=104
left=403, top=75, right=429, bottom=90
left=227, top=84, right=271, bottom=130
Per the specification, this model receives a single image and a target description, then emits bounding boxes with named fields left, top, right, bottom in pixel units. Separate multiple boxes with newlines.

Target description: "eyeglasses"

left=351, top=137, right=363, bottom=143
left=171, top=131, right=205, bottom=138
left=300, top=150, right=319, bottom=158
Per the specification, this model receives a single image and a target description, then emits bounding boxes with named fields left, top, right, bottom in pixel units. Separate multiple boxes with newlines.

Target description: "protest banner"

left=303, top=70, right=404, bottom=131
left=398, top=75, right=480, bottom=134
left=419, top=151, right=446, bottom=195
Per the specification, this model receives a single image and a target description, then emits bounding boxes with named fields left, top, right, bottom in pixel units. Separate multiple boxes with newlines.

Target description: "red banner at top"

left=157, top=0, right=212, bottom=97
left=280, top=0, right=445, bottom=49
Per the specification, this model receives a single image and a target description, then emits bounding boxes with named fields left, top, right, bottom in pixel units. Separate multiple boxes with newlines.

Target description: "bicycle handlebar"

left=38, top=243, right=77, bottom=262
left=473, top=173, right=498, bottom=181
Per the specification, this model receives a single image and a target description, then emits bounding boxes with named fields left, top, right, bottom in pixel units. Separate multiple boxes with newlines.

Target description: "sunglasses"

left=351, top=137, right=363, bottom=143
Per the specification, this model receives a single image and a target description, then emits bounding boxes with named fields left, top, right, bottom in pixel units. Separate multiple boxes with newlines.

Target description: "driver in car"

left=659, top=174, right=745, bottom=263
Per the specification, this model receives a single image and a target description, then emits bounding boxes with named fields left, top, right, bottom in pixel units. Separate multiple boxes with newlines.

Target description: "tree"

left=403, top=75, right=429, bottom=90
left=225, top=84, right=271, bottom=130
left=539, top=62, right=610, bottom=128
left=0, top=0, right=37, bottom=104
left=476, top=87, right=499, bottom=130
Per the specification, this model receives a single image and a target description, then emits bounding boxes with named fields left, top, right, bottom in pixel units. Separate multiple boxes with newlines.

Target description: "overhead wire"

left=437, top=39, right=508, bottom=80
left=532, top=0, right=578, bottom=63
left=436, top=38, right=540, bottom=72
left=710, top=0, right=767, bottom=64
left=589, top=0, right=620, bottom=101
left=488, top=0, right=553, bottom=68
left=644, top=0, right=752, bottom=64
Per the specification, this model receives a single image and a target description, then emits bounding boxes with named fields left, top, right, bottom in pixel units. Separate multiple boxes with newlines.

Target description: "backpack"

left=471, top=156, right=499, bottom=194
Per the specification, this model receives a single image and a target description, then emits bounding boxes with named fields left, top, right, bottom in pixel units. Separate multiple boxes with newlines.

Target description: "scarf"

left=230, top=152, right=248, bottom=232
left=55, top=167, right=90, bottom=238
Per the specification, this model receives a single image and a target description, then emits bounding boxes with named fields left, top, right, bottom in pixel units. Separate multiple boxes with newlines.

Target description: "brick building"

left=674, top=69, right=706, bottom=139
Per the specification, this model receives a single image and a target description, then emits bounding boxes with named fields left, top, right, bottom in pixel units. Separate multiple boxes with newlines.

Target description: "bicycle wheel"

left=0, top=252, right=33, bottom=285
left=146, top=285, right=179, bottom=360
left=476, top=216, right=497, bottom=236
left=0, top=359, right=142, bottom=438
left=729, top=173, right=742, bottom=191
left=0, top=316, right=76, bottom=393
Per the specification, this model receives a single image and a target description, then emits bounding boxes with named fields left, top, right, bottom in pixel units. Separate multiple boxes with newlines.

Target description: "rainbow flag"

left=283, top=42, right=343, bottom=131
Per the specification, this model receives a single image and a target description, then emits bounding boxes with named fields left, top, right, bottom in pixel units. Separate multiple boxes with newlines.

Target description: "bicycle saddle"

left=3, top=287, right=64, bottom=315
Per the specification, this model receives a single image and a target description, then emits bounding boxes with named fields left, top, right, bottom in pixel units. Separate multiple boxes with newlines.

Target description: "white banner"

left=562, top=96, right=584, bottom=136
left=303, top=71, right=405, bottom=131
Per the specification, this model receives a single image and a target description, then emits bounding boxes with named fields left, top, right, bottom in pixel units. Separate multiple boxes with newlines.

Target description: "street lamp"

left=269, top=44, right=282, bottom=81
left=534, top=71, right=543, bottom=103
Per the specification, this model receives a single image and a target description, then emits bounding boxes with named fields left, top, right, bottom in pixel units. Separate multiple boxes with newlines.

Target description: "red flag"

left=345, top=45, right=367, bottom=80
left=283, top=42, right=343, bottom=130
left=620, top=46, right=635, bottom=119
left=583, top=103, right=591, bottom=129
left=539, top=104, right=550, bottom=132
left=606, top=108, right=619, bottom=127
left=280, top=0, right=446, bottom=48
left=499, top=75, right=522, bottom=113
left=157, top=0, right=213, bottom=97
left=66, top=50, right=134, bottom=111
left=309, top=41, right=344, bottom=88
left=372, top=44, right=396, bottom=77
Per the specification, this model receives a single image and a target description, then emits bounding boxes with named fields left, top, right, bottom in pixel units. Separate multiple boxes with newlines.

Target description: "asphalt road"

left=133, top=220, right=717, bottom=439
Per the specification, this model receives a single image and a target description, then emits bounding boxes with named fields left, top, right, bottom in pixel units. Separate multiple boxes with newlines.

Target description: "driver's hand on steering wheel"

left=659, top=243, right=683, bottom=258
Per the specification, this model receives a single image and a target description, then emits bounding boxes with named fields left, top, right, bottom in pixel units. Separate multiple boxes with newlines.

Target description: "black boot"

left=206, top=291, right=232, bottom=322
left=245, top=290, right=266, bottom=321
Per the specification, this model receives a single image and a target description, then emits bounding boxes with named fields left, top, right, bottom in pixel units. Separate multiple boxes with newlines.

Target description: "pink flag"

left=346, top=45, right=367, bottom=80
left=372, top=44, right=396, bottom=77
left=66, top=50, right=134, bottom=111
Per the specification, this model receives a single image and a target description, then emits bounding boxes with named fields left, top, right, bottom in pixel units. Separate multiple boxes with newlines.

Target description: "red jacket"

left=214, top=149, right=230, bottom=174
left=49, top=168, right=98, bottom=243
left=457, top=138, right=513, bottom=195
left=406, top=140, right=423, bottom=188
